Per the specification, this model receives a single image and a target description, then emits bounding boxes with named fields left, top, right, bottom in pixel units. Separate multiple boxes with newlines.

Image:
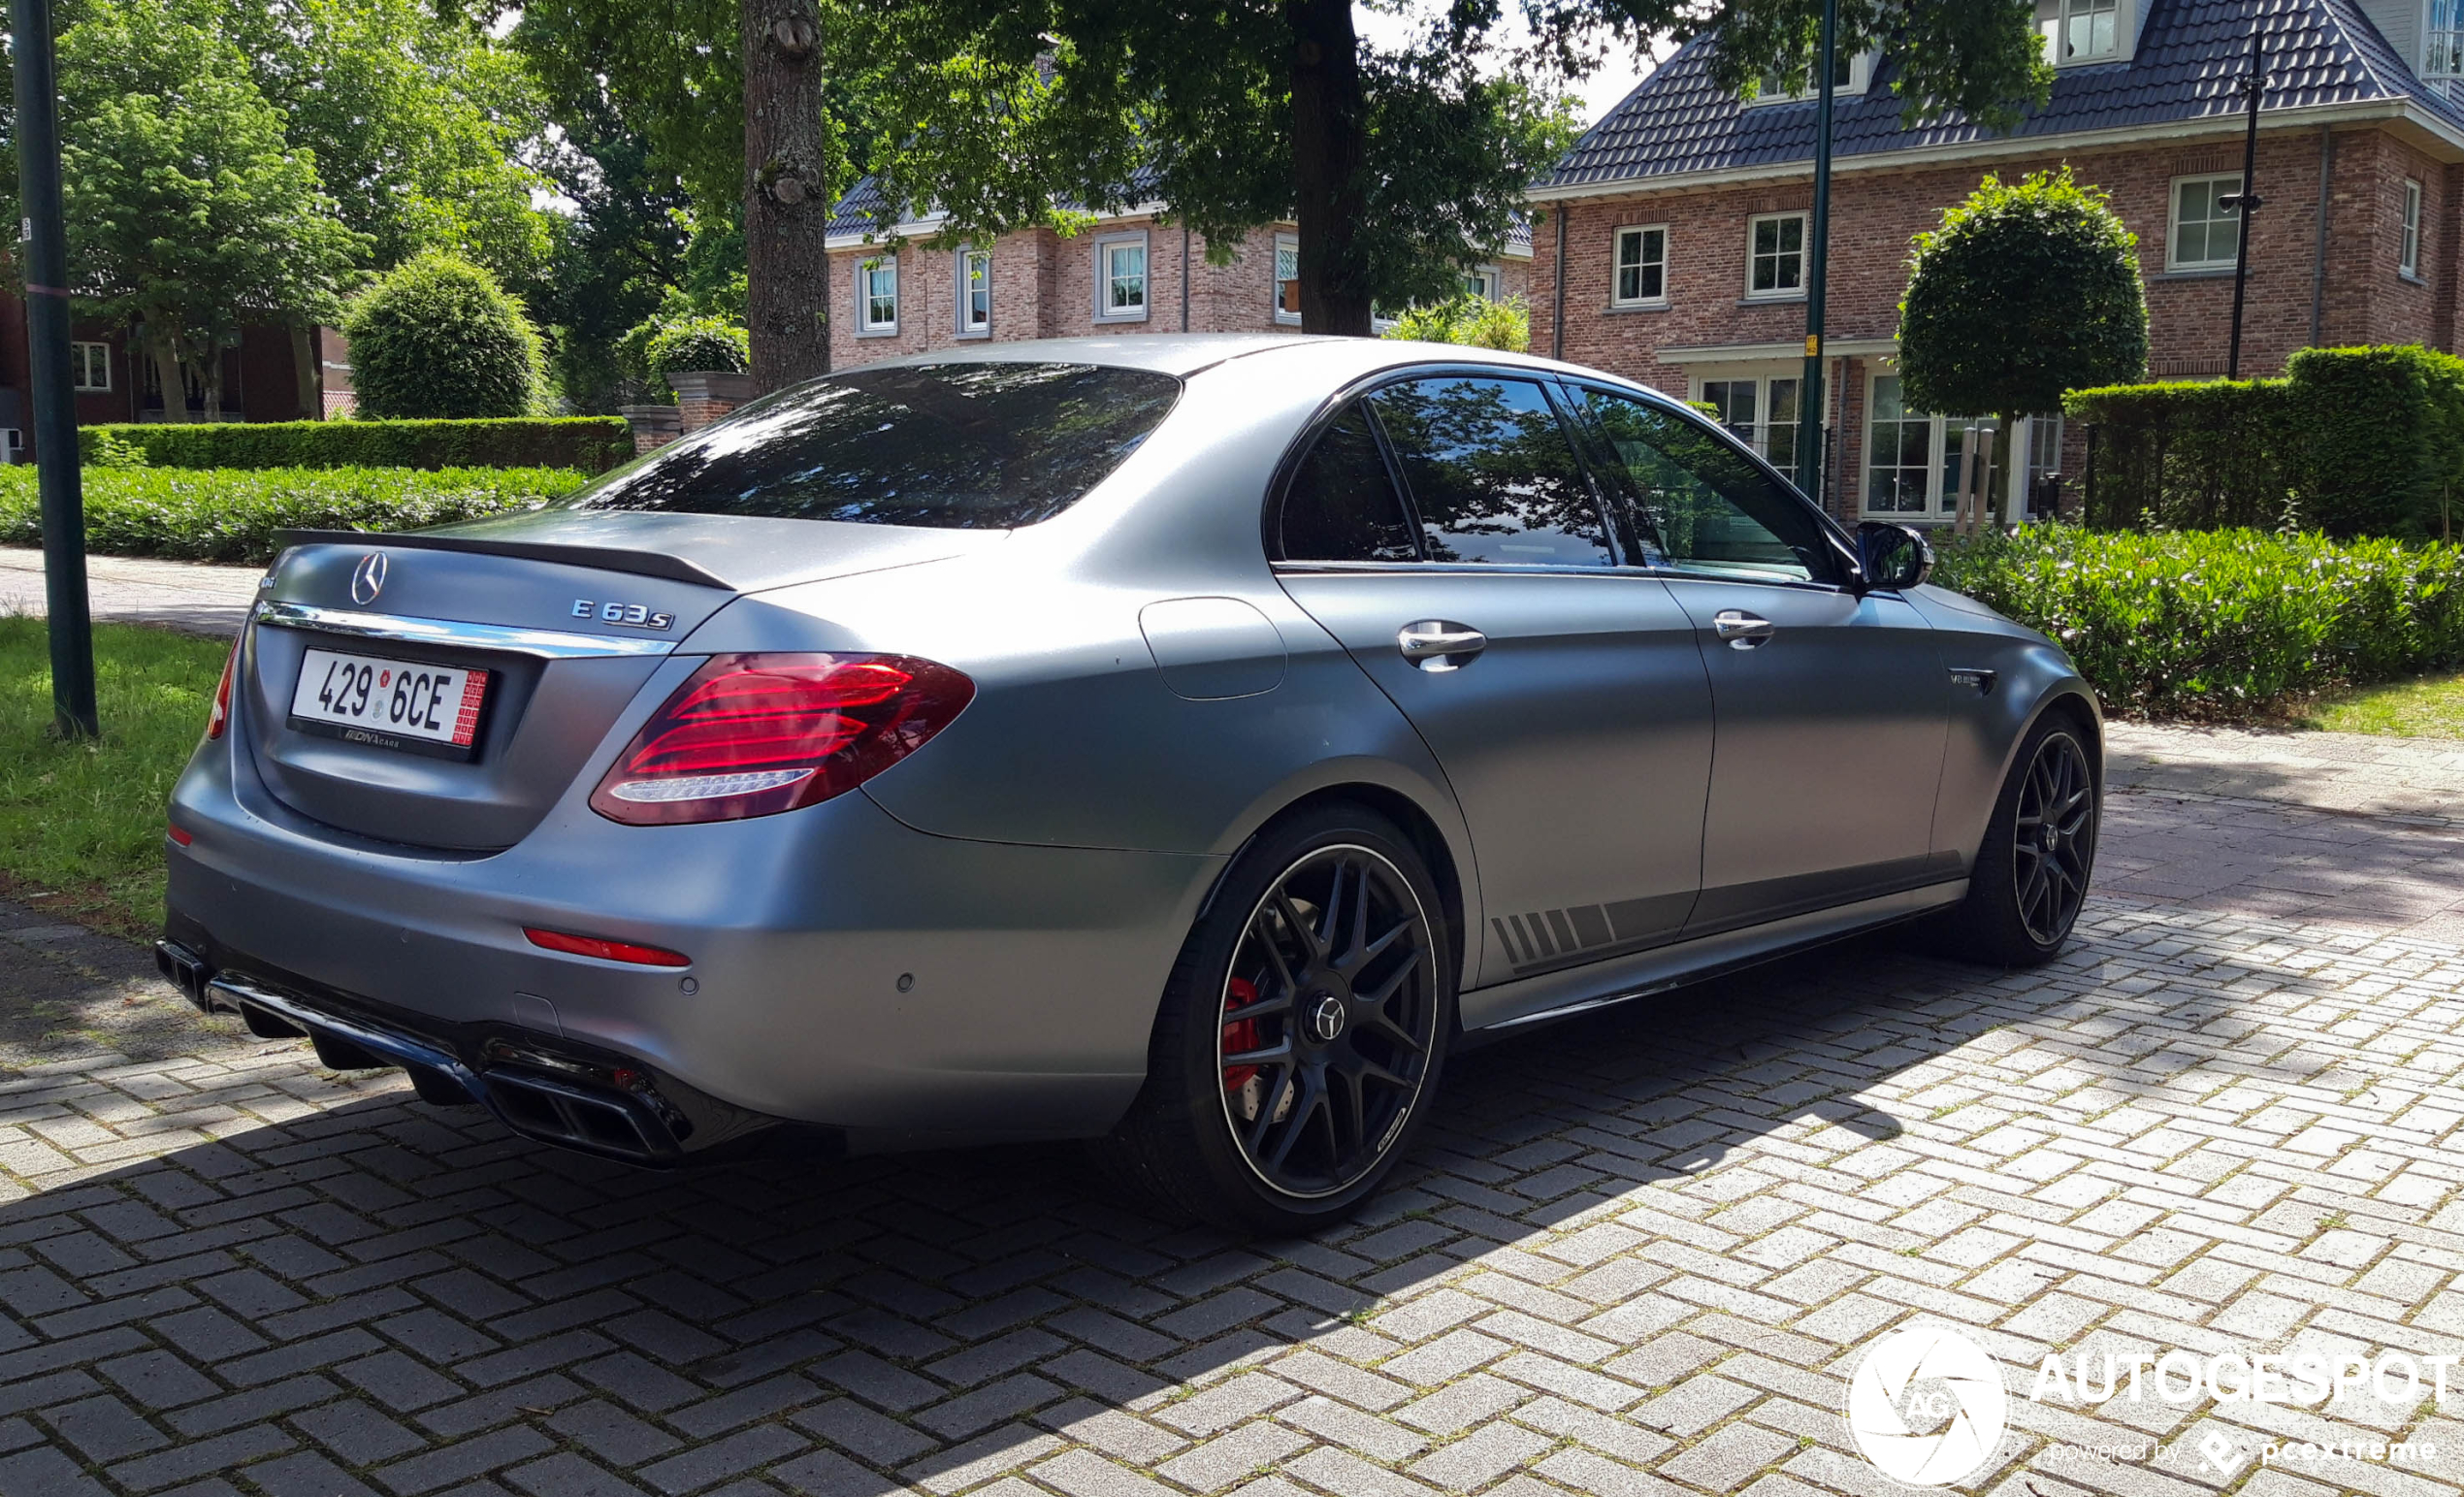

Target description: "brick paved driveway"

left=2, top=773, right=2461, bottom=1497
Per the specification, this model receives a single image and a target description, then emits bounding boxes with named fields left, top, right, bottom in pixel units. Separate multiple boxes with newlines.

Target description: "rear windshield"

left=558, top=362, right=1182, bottom=529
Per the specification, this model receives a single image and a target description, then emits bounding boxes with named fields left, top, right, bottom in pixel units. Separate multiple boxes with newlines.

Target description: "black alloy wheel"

left=1216, top=845, right=1439, bottom=1199
left=1940, top=711, right=2100, bottom=966
left=1102, top=804, right=1454, bottom=1234
left=2012, top=730, right=2096, bottom=946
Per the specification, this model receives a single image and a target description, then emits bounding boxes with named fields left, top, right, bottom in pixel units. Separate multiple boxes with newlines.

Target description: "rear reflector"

left=590, top=652, right=975, bottom=826
left=206, top=636, right=240, bottom=740
left=524, top=927, right=691, bottom=967
left=167, top=823, right=193, bottom=847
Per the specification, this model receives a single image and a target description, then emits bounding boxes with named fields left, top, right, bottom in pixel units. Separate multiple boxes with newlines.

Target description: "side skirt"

left=1457, top=879, right=1967, bottom=1044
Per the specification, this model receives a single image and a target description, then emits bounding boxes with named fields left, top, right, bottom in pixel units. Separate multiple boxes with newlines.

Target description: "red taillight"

left=524, top=927, right=691, bottom=967
left=167, top=824, right=193, bottom=847
left=589, top=652, right=975, bottom=826
left=206, top=636, right=240, bottom=740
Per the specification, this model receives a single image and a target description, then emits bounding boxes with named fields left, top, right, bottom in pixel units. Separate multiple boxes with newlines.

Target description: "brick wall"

left=828, top=221, right=1317, bottom=368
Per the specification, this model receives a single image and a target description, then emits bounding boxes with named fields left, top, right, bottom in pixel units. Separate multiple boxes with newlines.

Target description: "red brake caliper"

left=1222, top=976, right=1262, bottom=1096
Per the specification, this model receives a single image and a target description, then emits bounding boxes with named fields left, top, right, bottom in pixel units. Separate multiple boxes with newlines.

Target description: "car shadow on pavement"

left=0, top=903, right=2373, bottom=1495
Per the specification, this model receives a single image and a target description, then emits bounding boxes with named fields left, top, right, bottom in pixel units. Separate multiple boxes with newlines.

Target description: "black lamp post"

left=1794, top=0, right=1838, bottom=504
left=11, top=0, right=99, bottom=738
left=2220, top=26, right=2266, bottom=379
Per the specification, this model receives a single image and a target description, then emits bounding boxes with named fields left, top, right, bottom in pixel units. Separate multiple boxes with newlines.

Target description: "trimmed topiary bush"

left=1932, top=524, right=2464, bottom=716
left=643, top=316, right=750, bottom=382
left=77, top=417, right=632, bottom=473
left=343, top=254, right=545, bottom=419
left=0, top=466, right=587, bottom=566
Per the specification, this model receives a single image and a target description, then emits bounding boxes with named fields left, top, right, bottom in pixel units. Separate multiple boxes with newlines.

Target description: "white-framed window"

left=1274, top=232, right=1301, bottom=324
left=0, top=429, right=19, bottom=463
left=2167, top=174, right=2243, bottom=271
left=1460, top=265, right=1503, bottom=300
left=2434, top=0, right=2464, bottom=79
left=70, top=342, right=109, bottom=392
left=957, top=247, right=991, bottom=335
left=1698, top=374, right=1802, bottom=472
left=1095, top=232, right=1149, bottom=321
left=1745, top=212, right=1806, bottom=299
left=1863, top=369, right=2059, bottom=522
left=2039, top=0, right=2120, bottom=63
left=1746, top=49, right=1871, bottom=104
left=858, top=255, right=899, bottom=334
left=2403, top=179, right=2424, bottom=277
left=1612, top=225, right=1668, bottom=307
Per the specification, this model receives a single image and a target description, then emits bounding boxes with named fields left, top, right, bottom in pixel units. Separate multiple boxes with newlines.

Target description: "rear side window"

left=1276, top=404, right=1418, bottom=563
left=1573, top=388, right=1838, bottom=584
left=1369, top=376, right=1613, bottom=567
left=558, top=362, right=1181, bottom=529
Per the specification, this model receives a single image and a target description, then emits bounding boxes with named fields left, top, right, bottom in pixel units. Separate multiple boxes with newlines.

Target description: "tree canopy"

left=47, top=0, right=366, bottom=418
left=1898, top=167, right=2149, bottom=421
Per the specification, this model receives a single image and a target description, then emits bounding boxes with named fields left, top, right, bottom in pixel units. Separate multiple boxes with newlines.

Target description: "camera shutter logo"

left=1846, top=1325, right=2008, bottom=1485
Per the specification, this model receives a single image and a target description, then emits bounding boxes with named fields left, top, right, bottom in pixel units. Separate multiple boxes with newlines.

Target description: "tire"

left=1100, top=803, right=1455, bottom=1235
left=1944, top=710, right=2099, bottom=966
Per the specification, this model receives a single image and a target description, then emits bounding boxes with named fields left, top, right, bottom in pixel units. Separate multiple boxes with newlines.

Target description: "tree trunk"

left=742, top=0, right=832, bottom=392
left=289, top=321, right=320, bottom=420
left=149, top=336, right=191, bottom=424
left=203, top=346, right=225, bottom=423
left=1286, top=0, right=1373, bottom=336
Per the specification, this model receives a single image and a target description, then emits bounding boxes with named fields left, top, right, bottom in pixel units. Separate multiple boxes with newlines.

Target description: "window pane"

left=1576, top=389, right=1832, bottom=582
left=1277, top=406, right=1417, bottom=563
left=1108, top=244, right=1146, bottom=309
left=561, top=363, right=1181, bottom=530
left=1371, top=377, right=1613, bottom=567
left=1778, top=217, right=1802, bottom=253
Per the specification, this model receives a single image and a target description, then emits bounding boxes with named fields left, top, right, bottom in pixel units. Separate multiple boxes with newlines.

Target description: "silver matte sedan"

left=159, top=335, right=2099, bottom=1232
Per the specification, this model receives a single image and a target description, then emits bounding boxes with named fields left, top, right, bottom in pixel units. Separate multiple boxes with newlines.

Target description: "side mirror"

left=1856, top=521, right=1933, bottom=592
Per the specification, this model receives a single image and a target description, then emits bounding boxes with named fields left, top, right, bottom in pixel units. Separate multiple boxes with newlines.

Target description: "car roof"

left=843, top=333, right=1653, bottom=392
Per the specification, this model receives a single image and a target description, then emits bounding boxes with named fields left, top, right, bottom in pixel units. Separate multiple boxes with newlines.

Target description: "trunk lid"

left=243, top=513, right=999, bottom=851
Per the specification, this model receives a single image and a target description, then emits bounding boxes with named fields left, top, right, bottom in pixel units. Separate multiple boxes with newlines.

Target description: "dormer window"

left=2431, top=0, right=2464, bottom=80
left=2041, top=0, right=2120, bottom=62
left=1744, top=49, right=1871, bottom=105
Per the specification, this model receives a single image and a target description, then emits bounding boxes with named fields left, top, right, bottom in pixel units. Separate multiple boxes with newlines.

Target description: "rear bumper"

left=165, top=722, right=1224, bottom=1148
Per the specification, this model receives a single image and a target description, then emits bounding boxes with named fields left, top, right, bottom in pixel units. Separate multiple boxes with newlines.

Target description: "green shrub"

left=2068, top=344, right=2464, bottom=539
left=643, top=316, right=750, bottom=381
left=343, top=253, right=546, bottom=419
left=76, top=417, right=632, bottom=473
left=1382, top=294, right=1530, bottom=352
left=0, top=466, right=587, bottom=567
left=1932, top=524, right=2464, bottom=715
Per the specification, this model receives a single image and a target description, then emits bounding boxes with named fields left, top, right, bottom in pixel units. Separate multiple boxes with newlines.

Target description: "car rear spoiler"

left=273, top=529, right=733, bottom=590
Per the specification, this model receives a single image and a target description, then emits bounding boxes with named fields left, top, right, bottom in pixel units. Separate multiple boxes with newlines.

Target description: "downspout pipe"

left=2309, top=124, right=2331, bottom=345
left=1551, top=207, right=1568, bottom=360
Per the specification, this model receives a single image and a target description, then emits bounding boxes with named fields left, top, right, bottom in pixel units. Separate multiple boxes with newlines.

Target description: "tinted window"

left=1277, top=405, right=1418, bottom=562
left=1573, top=388, right=1837, bottom=584
left=558, top=362, right=1180, bottom=529
left=1369, top=376, right=1613, bottom=567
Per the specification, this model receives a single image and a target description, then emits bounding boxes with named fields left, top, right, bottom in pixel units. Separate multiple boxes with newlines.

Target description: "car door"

left=1565, top=383, right=1952, bottom=936
left=1271, top=372, right=1715, bottom=998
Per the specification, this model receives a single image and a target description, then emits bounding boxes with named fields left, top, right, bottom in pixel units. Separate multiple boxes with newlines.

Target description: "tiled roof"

left=1539, top=0, right=2464, bottom=191
left=827, top=166, right=1167, bottom=240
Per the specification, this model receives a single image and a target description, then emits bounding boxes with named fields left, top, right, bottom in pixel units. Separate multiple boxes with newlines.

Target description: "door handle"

left=1712, top=609, right=1776, bottom=649
left=1397, top=620, right=1486, bottom=671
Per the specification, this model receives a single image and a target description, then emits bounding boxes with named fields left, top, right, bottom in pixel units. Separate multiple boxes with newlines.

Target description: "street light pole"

left=1794, top=0, right=1837, bottom=506
left=11, top=0, right=99, bottom=738
left=2222, top=25, right=2265, bottom=379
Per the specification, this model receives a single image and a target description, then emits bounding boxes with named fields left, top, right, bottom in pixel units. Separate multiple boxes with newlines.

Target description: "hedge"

left=1932, top=524, right=2464, bottom=715
left=0, top=467, right=588, bottom=567
left=74, top=418, right=633, bottom=474
left=2067, top=344, right=2464, bottom=539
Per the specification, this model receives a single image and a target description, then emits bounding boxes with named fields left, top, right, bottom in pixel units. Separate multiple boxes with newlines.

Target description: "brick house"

left=821, top=180, right=1531, bottom=368
left=0, top=288, right=334, bottom=457
left=1527, top=0, right=2464, bottom=527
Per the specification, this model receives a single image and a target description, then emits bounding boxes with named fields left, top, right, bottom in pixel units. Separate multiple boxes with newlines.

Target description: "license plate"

left=289, top=647, right=490, bottom=760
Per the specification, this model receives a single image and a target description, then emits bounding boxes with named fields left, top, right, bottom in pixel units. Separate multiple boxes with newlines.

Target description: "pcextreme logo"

left=1845, top=1324, right=2009, bottom=1486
